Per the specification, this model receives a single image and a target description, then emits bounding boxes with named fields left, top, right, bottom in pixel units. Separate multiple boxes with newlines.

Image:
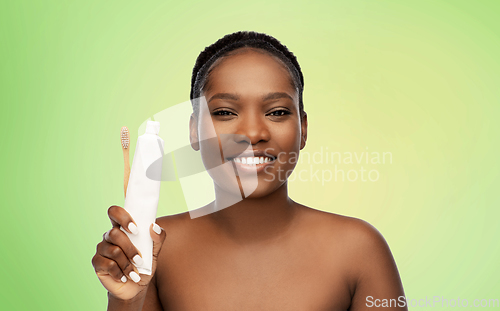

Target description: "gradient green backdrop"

left=1, top=0, right=499, bottom=310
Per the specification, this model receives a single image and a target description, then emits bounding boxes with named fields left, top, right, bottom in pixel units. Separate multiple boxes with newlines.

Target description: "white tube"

left=121, top=121, right=164, bottom=275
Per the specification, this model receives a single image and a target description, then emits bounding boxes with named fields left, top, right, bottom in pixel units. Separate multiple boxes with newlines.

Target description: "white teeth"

left=232, top=156, right=273, bottom=165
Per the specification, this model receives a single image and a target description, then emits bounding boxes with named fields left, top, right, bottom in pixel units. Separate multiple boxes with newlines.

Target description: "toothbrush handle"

left=123, top=149, right=130, bottom=197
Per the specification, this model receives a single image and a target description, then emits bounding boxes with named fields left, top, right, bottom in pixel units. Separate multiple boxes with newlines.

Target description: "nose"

left=234, top=112, right=270, bottom=145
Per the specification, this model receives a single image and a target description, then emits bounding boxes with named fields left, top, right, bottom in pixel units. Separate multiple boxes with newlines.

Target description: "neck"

left=209, top=181, right=297, bottom=243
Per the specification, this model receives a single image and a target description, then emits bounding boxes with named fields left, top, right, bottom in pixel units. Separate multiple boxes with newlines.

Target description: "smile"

left=232, top=156, right=274, bottom=165
left=227, top=155, right=276, bottom=174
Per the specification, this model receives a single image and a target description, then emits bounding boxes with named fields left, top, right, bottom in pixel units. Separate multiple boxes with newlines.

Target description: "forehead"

left=204, top=48, right=298, bottom=100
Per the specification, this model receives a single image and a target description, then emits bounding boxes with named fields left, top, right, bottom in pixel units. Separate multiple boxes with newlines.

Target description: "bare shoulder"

left=296, top=204, right=391, bottom=256
left=155, top=203, right=216, bottom=244
left=297, top=204, right=385, bottom=239
left=155, top=210, right=205, bottom=243
left=296, top=204, right=404, bottom=295
left=156, top=211, right=191, bottom=232
left=297, top=204, right=405, bottom=297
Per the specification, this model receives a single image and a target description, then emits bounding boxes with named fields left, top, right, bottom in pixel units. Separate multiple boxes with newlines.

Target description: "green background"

left=1, top=0, right=499, bottom=309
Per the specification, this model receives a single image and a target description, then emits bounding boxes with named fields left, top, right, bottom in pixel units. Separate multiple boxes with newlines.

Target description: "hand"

left=91, top=205, right=166, bottom=301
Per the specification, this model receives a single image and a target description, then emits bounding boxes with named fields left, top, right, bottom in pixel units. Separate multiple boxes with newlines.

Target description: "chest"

left=156, top=240, right=352, bottom=310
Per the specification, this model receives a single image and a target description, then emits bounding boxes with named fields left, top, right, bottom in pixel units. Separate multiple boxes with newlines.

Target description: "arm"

left=141, top=270, right=164, bottom=310
left=348, top=220, right=407, bottom=311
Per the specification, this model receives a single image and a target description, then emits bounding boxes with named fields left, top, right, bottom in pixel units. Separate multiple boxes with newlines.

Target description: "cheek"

left=212, top=123, right=232, bottom=136
left=198, top=116, right=217, bottom=141
left=273, top=123, right=302, bottom=151
left=196, top=116, right=226, bottom=171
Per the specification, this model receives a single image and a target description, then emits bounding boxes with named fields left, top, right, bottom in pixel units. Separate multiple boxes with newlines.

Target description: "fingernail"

left=153, top=223, right=162, bottom=235
left=129, top=271, right=141, bottom=283
left=128, top=223, right=138, bottom=235
left=133, top=254, right=144, bottom=266
left=121, top=275, right=127, bottom=283
left=104, top=230, right=111, bottom=241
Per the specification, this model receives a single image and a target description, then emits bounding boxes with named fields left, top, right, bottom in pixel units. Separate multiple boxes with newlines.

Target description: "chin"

left=241, top=178, right=287, bottom=199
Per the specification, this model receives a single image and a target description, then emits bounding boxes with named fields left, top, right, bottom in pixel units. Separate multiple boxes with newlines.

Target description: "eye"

left=268, top=109, right=291, bottom=117
left=212, top=110, right=236, bottom=116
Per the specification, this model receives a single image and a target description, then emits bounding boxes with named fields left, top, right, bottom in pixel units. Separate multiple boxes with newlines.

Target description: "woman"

left=92, top=31, right=407, bottom=310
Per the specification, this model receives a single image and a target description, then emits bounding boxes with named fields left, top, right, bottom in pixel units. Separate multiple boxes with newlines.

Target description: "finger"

left=104, top=227, right=143, bottom=261
left=107, top=205, right=138, bottom=235
left=150, top=222, right=167, bottom=258
left=92, top=253, right=127, bottom=283
left=96, top=240, right=141, bottom=283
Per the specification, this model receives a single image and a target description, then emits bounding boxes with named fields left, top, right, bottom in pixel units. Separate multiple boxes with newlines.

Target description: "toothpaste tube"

left=121, top=120, right=164, bottom=275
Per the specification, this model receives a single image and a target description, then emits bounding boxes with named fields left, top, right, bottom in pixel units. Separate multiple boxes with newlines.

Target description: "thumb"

left=150, top=222, right=166, bottom=264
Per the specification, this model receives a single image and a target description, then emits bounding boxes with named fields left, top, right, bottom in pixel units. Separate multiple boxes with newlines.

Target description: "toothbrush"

left=121, top=126, right=131, bottom=198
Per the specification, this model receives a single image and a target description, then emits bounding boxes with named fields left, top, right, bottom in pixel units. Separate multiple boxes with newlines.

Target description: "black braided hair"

left=190, top=31, right=304, bottom=116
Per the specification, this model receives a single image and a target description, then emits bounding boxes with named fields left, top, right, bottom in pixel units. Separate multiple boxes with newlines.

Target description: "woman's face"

left=190, top=48, right=307, bottom=199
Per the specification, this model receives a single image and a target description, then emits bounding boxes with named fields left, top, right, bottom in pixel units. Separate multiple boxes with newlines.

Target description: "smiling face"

left=190, top=47, right=307, bottom=199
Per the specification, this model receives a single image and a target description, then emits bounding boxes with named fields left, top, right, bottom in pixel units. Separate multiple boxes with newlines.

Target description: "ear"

left=300, top=111, right=308, bottom=150
left=189, top=113, right=200, bottom=151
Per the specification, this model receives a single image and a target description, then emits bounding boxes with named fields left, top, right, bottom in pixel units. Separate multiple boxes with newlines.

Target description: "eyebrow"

left=262, top=92, right=294, bottom=101
left=208, top=93, right=239, bottom=103
left=208, top=92, right=293, bottom=104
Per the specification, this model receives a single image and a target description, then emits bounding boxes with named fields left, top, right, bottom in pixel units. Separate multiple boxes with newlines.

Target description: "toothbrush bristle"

left=121, top=127, right=130, bottom=149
